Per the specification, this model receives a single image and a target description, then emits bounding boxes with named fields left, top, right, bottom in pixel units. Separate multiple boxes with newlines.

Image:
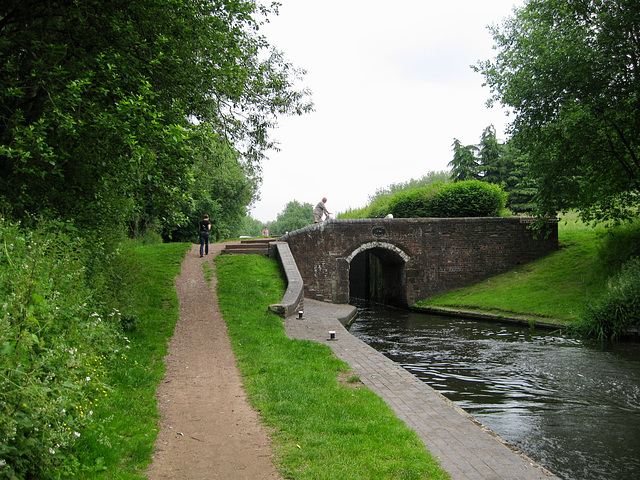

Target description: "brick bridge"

left=278, top=217, right=558, bottom=308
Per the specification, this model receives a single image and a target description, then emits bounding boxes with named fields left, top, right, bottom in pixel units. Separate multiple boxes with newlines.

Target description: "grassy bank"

left=214, top=255, right=449, bottom=480
left=415, top=216, right=639, bottom=330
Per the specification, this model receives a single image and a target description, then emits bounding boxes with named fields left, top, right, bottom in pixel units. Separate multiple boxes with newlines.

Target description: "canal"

left=347, top=301, right=640, bottom=480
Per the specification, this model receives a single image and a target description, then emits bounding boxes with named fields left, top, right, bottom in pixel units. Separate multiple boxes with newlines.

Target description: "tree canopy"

left=477, top=0, right=640, bottom=223
left=0, top=0, right=311, bottom=234
left=268, top=200, right=313, bottom=235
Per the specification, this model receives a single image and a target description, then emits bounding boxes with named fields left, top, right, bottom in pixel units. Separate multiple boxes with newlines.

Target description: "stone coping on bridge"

left=268, top=241, right=304, bottom=318
left=279, top=216, right=559, bottom=241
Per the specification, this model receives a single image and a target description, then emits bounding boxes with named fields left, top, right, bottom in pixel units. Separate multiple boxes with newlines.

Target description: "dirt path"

left=145, top=243, right=282, bottom=480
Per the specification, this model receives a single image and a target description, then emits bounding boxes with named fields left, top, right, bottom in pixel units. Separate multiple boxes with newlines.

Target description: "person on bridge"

left=313, top=197, right=332, bottom=223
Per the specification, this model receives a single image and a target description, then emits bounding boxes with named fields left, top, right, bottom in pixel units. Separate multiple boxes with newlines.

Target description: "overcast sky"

left=250, top=0, right=524, bottom=223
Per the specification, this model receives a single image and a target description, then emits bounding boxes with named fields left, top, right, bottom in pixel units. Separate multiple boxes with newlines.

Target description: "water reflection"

left=348, top=300, right=640, bottom=480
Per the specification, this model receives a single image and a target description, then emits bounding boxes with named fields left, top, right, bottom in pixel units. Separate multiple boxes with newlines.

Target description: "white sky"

left=250, top=0, right=523, bottom=223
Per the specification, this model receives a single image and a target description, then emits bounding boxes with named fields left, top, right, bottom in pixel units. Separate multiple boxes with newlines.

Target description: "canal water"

left=347, top=300, right=640, bottom=480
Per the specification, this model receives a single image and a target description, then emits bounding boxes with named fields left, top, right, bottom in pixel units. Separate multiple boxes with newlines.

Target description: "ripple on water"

left=348, top=300, right=640, bottom=480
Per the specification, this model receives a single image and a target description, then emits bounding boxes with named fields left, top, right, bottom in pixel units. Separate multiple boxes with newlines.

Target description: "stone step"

left=240, top=237, right=276, bottom=244
left=221, top=246, right=268, bottom=255
left=221, top=239, right=272, bottom=255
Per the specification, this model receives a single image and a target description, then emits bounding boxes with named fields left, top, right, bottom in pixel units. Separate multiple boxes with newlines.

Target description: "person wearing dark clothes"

left=199, top=214, right=211, bottom=257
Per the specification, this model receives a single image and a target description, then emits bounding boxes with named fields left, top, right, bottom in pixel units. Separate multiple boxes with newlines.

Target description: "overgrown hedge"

left=388, top=180, right=507, bottom=218
left=0, top=219, right=127, bottom=478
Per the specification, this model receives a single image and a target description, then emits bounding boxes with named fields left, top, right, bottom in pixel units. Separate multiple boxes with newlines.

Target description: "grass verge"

left=76, top=242, right=190, bottom=479
left=215, top=254, right=450, bottom=480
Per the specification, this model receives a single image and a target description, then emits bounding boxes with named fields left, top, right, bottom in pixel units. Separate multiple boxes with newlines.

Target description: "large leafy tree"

left=268, top=200, right=313, bottom=235
left=0, top=0, right=311, bottom=233
left=169, top=129, right=259, bottom=242
left=478, top=0, right=640, bottom=223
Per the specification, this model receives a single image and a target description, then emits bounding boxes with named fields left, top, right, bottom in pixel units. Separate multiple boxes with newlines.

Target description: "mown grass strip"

left=215, top=254, right=449, bottom=480
left=415, top=218, right=607, bottom=323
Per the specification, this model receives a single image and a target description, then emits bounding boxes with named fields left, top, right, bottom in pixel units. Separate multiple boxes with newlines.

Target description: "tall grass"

left=215, top=255, right=449, bottom=480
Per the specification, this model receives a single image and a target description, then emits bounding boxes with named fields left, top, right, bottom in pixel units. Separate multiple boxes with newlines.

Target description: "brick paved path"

left=285, top=299, right=560, bottom=480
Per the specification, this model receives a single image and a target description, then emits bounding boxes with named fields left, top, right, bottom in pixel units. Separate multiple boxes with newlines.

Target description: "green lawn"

left=415, top=216, right=609, bottom=323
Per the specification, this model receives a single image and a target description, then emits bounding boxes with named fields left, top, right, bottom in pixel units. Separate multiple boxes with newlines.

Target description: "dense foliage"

left=267, top=200, right=313, bottom=235
left=477, top=0, right=640, bottom=224
left=0, top=218, right=128, bottom=478
left=0, top=1, right=312, bottom=476
left=387, top=184, right=443, bottom=218
left=575, top=220, right=640, bottom=339
left=387, top=180, right=507, bottom=218
left=448, top=127, right=536, bottom=214
left=576, top=257, right=640, bottom=340
left=0, top=0, right=311, bottom=236
left=431, top=181, right=508, bottom=218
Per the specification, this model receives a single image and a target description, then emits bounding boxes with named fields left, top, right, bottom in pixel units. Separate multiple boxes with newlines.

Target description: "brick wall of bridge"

left=279, top=217, right=558, bottom=306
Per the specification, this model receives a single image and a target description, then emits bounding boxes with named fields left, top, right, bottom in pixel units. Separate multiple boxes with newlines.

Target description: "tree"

left=501, top=144, right=537, bottom=213
left=449, top=140, right=479, bottom=182
left=168, top=131, right=259, bottom=242
left=239, top=215, right=264, bottom=237
left=0, top=0, right=311, bottom=234
left=477, top=125, right=506, bottom=184
left=477, top=0, right=640, bottom=223
left=268, top=200, right=313, bottom=235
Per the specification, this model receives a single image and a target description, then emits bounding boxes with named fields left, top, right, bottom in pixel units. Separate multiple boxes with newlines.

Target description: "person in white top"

left=313, top=197, right=332, bottom=223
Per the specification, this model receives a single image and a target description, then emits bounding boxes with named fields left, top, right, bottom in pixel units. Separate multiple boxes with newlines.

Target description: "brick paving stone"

left=285, top=299, right=560, bottom=480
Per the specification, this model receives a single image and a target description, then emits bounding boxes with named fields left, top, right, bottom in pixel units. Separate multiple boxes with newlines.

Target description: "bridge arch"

left=344, top=242, right=411, bottom=307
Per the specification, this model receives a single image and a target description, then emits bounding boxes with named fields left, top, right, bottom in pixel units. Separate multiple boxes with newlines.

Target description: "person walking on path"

left=313, top=197, right=332, bottom=223
left=199, top=214, right=211, bottom=257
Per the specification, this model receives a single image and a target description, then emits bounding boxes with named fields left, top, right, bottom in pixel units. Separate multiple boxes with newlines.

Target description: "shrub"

left=0, top=218, right=127, bottom=479
left=430, top=180, right=507, bottom=217
left=387, top=184, right=443, bottom=218
left=387, top=180, right=507, bottom=218
left=596, top=219, right=640, bottom=278
left=574, top=257, right=640, bottom=340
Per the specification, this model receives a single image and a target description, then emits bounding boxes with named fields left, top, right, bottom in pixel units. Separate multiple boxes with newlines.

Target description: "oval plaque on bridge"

left=371, top=226, right=387, bottom=237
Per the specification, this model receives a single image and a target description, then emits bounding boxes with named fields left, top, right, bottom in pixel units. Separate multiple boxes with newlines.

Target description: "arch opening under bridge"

left=346, top=241, right=410, bottom=308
